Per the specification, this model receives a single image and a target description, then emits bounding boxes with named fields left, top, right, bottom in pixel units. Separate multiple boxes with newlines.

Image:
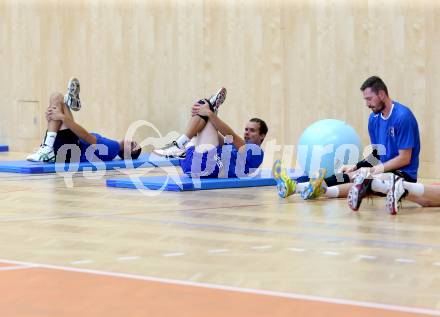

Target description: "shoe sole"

left=272, top=161, right=282, bottom=180
left=68, top=78, right=80, bottom=94
left=302, top=169, right=326, bottom=199
left=26, top=158, right=55, bottom=163
left=152, top=149, right=186, bottom=159
left=347, top=185, right=362, bottom=211
left=66, top=78, right=81, bottom=111
left=386, top=183, right=398, bottom=215
left=152, top=149, right=168, bottom=157
left=272, top=160, right=288, bottom=198
left=386, top=175, right=405, bottom=215
left=210, top=87, right=227, bottom=112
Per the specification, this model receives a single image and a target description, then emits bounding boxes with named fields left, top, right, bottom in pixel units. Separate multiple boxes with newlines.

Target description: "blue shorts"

left=180, top=146, right=222, bottom=178
left=79, top=133, right=120, bottom=162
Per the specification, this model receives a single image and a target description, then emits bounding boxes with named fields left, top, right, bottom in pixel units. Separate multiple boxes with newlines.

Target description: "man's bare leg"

left=154, top=106, right=220, bottom=158
left=405, top=184, right=440, bottom=207
left=26, top=92, right=73, bottom=162
left=154, top=88, right=227, bottom=158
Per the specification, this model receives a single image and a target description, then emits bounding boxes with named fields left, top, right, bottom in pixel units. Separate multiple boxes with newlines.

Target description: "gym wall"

left=1, top=0, right=439, bottom=177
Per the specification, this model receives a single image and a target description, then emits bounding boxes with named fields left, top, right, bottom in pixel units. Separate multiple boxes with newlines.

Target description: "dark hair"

left=360, top=76, right=388, bottom=96
left=250, top=117, right=268, bottom=136
left=118, top=146, right=142, bottom=160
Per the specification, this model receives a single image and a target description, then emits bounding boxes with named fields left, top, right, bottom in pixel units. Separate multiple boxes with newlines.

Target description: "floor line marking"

left=70, top=260, right=93, bottom=265
left=395, top=258, right=415, bottom=264
left=208, top=249, right=229, bottom=254
left=117, top=256, right=140, bottom=261
left=163, top=252, right=185, bottom=257
left=251, top=245, right=272, bottom=250
left=357, top=255, right=377, bottom=260
left=287, top=247, right=306, bottom=252
left=322, top=251, right=340, bottom=256
left=0, top=258, right=439, bottom=316
left=0, top=264, right=36, bottom=271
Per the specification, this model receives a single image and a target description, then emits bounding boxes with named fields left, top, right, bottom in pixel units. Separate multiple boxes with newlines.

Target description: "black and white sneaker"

left=153, top=141, right=186, bottom=159
left=26, top=145, right=55, bottom=163
left=64, top=77, right=82, bottom=111
left=208, top=87, right=227, bottom=113
left=386, top=175, right=407, bottom=215
left=347, top=170, right=373, bottom=211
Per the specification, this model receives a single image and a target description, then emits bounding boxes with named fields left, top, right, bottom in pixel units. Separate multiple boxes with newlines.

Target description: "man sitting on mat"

left=272, top=76, right=420, bottom=215
left=153, top=88, right=268, bottom=178
left=26, top=82, right=141, bottom=163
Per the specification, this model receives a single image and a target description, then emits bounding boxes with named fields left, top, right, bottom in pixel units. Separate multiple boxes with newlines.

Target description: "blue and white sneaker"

left=300, top=168, right=326, bottom=200
left=64, top=77, right=81, bottom=111
left=272, top=160, right=296, bottom=198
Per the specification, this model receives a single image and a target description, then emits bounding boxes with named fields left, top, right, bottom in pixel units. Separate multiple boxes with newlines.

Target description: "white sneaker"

left=64, top=77, right=81, bottom=111
left=26, top=145, right=55, bottom=163
left=386, top=175, right=407, bottom=215
left=347, top=169, right=373, bottom=211
left=208, top=87, right=227, bottom=113
left=153, top=141, right=186, bottom=159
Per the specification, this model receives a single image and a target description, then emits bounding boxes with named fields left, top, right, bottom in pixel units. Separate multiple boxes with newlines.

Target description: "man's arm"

left=217, top=132, right=225, bottom=146
left=207, top=113, right=245, bottom=149
left=47, top=106, right=97, bottom=144
left=372, top=148, right=412, bottom=174
left=194, top=103, right=245, bottom=149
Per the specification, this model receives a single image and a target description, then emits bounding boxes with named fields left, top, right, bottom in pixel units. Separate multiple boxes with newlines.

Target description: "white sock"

left=324, top=186, right=339, bottom=198
left=176, top=135, right=190, bottom=149
left=371, top=178, right=390, bottom=194
left=403, top=182, right=424, bottom=197
left=295, top=182, right=308, bottom=193
left=185, top=139, right=196, bottom=149
left=44, top=131, right=57, bottom=148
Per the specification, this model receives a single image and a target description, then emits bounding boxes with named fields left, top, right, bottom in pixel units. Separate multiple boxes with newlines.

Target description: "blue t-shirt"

left=180, top=143, right=264, bottom=178
left=368, top=101, right=420, bottom=180
left=79, top=133, right=120, bottom=162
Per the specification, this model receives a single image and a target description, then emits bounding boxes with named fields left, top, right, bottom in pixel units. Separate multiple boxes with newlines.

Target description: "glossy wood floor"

left=1, top=151, right=440, bottom=317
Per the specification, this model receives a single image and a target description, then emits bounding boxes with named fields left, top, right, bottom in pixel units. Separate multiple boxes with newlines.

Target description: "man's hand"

left=338, top=164, right=357, bottom=174
left=370, top=164, right=384, bottom=175
left=191, top=100, right=213, bottom=117
left=46, top=105, right=65, bottom=122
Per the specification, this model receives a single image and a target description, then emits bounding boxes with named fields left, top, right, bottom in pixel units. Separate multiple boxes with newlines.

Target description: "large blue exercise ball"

left=297, top=119, right=362, bottom=178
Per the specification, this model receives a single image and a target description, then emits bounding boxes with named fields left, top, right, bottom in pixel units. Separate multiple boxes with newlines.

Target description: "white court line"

left=0, top=264, right=36, bottom=271
left=322, top=251, right=340, bottom=256
left=395, top=258, right=415, bottom=264
left=287, top=247, right=306, bottom=252
left=71, top=260, right=93, bottom=265
left=163, top=252, right=185, bottom=257
left=433, top=262, right=440, bottom=266
left=251, top=245, right=272, bottom=250
left=0, top=258, right=439, bottom=316
left=357, top=255, right=377, bottom=260
left=117, top=256, right=140, bottom=261
left=208, top=249, right=229, bottom=254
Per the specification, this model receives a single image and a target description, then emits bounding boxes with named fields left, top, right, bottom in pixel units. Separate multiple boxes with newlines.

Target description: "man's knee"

left=50, top=92, right=64, bottom=106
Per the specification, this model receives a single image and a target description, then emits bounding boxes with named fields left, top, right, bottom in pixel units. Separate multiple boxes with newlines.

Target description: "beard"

left=370, top=101, right=385, bottom=114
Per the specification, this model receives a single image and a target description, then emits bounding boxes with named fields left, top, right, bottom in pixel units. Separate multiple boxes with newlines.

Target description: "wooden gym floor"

left=1, top=151, right=440, bottom=317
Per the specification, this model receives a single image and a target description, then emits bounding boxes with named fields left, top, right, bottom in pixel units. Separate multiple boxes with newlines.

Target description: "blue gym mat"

left=0, top=153, right=179, bottom=174
left=106, top=169, right=309, bottom=191
left=0, top=145, right=8, bottom=152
